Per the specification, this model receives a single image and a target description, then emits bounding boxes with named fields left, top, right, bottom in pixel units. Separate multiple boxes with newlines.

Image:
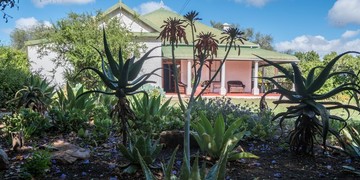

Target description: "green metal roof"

left=161, top=45, right=298, bottom=62
left=141, top=8, right=259, bottom=47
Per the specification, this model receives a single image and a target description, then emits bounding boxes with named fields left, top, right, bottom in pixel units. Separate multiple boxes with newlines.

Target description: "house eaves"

left=161, top=44, right=299, bottom=63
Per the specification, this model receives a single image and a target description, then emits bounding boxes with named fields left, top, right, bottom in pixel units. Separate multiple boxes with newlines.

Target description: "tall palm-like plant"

left=158, top=17, right=188, bottom=112
left=77, top=29, right=159, bottom=145
left=259, top=51, right=360, bottom=154
left=158, top=11, right=246, bottom=172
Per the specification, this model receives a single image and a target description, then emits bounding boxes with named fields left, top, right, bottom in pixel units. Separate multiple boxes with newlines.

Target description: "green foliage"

left=50, top=82, right=95, bottom=132
left=258, top=51, right=360, bottom=154
left=2, top=109, right=51, bottom=138
left=118, top=135, right=162, bottom=174
left=191, top=97, right=275, bottom=140
left=21, top=150, right=51, bottom=178
left=39, top=12, right=144, bottom=89
left=191, top=113, right=258, bottom=160
left=77, top=29, right=159, bottom=145
left=92, top=117, right=112, bottom=142
left=0, top=46, right=30, bottom=110
left=10, top=75, right=55, bottom=115
left=130, top=94, right=172, bottom=134
left=160, top=143, right=231, bottom=180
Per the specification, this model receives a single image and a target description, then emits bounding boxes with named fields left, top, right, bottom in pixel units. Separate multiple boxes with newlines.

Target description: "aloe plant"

left=191, top=113, right=258, bottom=160
left=258, top=51, right=360, bottom=154
left=10, top=75, right=55, bottom=115
left=77, top=29, right=159, bottom=145
left=118, top=135, right=162, bottom=174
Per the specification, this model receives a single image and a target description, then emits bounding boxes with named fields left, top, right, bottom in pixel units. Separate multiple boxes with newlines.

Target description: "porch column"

left=252, top=61, right=260, bottom=95
left=220, top=61, right=227, bottom=95
left=186, top=60, right=192, bottom=95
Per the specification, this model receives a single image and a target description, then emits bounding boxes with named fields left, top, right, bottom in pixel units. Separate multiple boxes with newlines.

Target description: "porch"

left=165, top=92, right=281, bottom=99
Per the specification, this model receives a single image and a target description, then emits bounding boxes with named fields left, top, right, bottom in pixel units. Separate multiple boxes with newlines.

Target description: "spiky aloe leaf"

left=214, top=115, right=225, bottom=152
left=103, top=29, right=120, bottom=79
left=291, top=63, right=307, bottom=96
left=307, top=51, right=360, bottom=93
left=305, top=66, right=323, bottom=87
left=162, top=146, right=178, bottom=180
left=128, top=46, right=160, bottom=81
left=228, top=152, right=259, bottom=161
left=254, top=54, right=293, bottom=80
left=77, top=67, right=117, bottom=90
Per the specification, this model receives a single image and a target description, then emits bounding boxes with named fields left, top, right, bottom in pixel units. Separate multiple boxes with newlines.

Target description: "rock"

left=51, top=140, right=90, bottom=164
left=0, top=148, right=9, bottom=170
left=159, top=130, right=199, bottom=148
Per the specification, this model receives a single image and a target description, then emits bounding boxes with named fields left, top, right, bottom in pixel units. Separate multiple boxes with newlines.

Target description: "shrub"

left=50, top=82, right=95, bottom=132
left=21, top=150, right=51, bottom=178
left=2, top=109, right=51, bottom=138
left=0, top=46, right=30, bottom=111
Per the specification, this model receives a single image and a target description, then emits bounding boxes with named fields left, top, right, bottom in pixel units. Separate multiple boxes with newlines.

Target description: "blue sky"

left=1, top=0, right=360, bottom=56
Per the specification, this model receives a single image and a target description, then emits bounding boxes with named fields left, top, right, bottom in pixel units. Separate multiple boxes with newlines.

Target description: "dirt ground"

left=1, top=131, right=360, bottom=180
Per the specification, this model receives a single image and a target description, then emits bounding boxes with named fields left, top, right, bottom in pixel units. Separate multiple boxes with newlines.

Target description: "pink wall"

left=225, top=61, right=252, bottom=92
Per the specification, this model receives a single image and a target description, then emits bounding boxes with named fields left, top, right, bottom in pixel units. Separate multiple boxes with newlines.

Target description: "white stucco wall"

left=107, top=8, right=154, bottom=33
left=27, top=44, right=67, bottom=86
left=225, top=61, right=252, bottom=92
left=138, top=41, right=163, bottom=88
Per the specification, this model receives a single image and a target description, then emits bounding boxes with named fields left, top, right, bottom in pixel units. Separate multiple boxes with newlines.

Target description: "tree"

left=0, top=46, right=30, bottom=110
left=1, top=0, right=18, bottom=22
left=210, top=21, right=274, bottom=50
left=11, top=25, right=52, bottom=50
left=38, top=11, right=144, bottom=89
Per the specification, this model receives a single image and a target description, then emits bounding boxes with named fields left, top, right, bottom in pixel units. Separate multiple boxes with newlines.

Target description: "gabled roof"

left=141, top=8, right=259, bottom=47
left=103, top=2, right=161, bottom=32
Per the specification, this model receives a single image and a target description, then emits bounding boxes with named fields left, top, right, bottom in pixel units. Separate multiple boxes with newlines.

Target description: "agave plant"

left=10, top=75, right=55, bottom=115
left=258, top=51, right=360, bottom=154
left=77, top=29, right=159, bottom=145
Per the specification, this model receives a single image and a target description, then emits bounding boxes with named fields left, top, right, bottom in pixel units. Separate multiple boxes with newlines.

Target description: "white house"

left=26, top=2, right=298, bottom=95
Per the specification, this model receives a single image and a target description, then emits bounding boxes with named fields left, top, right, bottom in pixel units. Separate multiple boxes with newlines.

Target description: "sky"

left=0, top=0, right=360, bottom=57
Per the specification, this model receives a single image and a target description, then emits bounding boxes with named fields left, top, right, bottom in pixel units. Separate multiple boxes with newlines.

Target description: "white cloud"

left=341, top=30, right=360, bottom=39
left=328, top=0, right=360, bottom=26
left=15, top=17, right=52, bottom=30
left=275, top=33, right=360, bottom=57
left=134, top=1, right=172, bottom=15
left=234, top=0, right=271, bottom=7
left=32, top=0, right=95, bottom=8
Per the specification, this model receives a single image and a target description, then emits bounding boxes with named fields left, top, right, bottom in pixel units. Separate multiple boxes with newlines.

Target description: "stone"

left=0, top=148, right=9, bottom=170
left=159, top=130, right=199, bottom=148
left=51, top=140, right=90, bottom=164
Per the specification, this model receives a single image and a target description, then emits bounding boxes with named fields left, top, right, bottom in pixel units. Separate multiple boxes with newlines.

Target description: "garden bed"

left=1, top=131, right=360, bottom=179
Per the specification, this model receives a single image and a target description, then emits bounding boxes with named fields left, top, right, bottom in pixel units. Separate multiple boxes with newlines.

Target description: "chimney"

left=222, top=23, right=230, bottom=31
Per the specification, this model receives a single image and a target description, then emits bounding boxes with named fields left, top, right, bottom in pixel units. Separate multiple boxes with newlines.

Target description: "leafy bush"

left=191, top=113, right=258, bottom=160
left=118, top=135, right=162, bottom=174
left=21, top=150, right=51, bottom=178
left=191, top=97, right=275, bottom=140
left=0, top=46, right=30, bottom=111
left=258, top=51, right=360, bottom=154
left=50, top=82, right=95, bottom=132
left=2, top=109, right=51, bottom=138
